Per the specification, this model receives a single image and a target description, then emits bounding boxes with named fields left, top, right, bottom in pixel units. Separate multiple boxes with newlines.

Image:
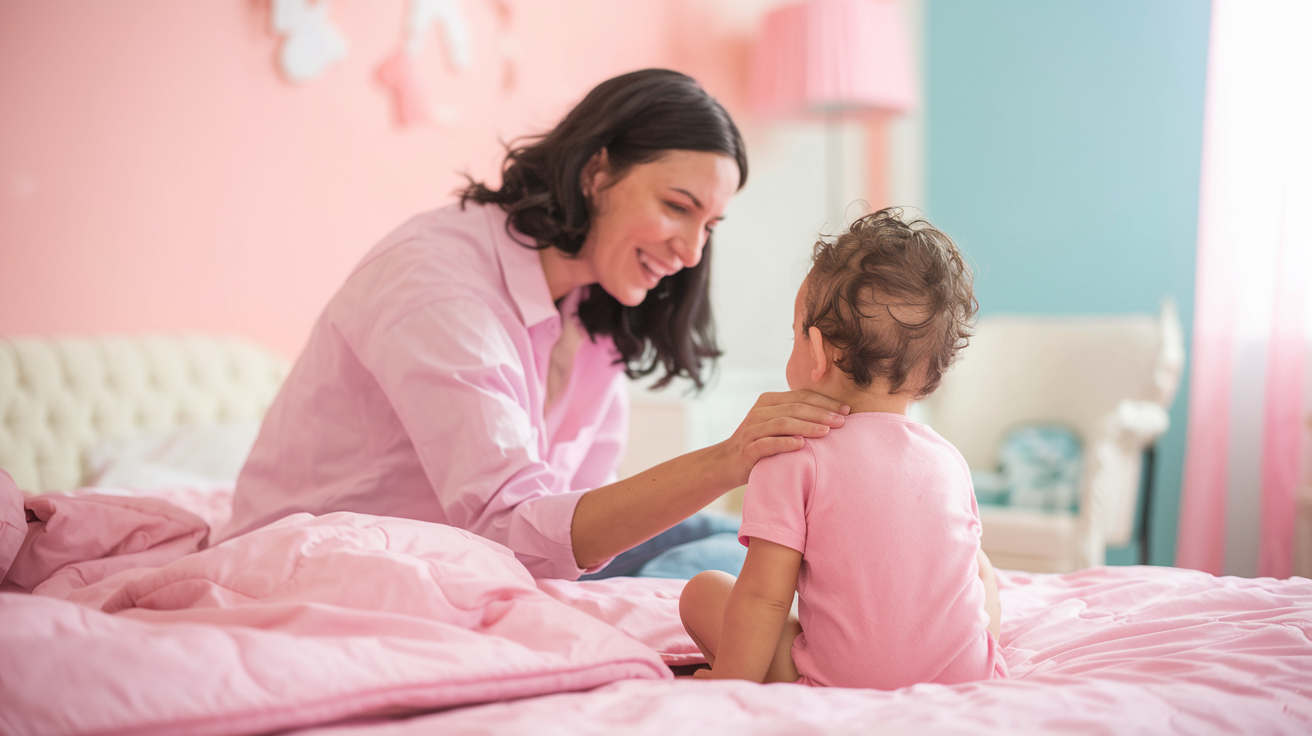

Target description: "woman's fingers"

left=746, top=400, right=847, bottom=433
left=746, top=435, right=806, bottom=462
left=753, top=389, right=850, bottom=416
left=742, top=415, right=832, bottom=443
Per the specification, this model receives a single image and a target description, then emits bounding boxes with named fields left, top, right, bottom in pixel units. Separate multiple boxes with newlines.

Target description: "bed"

left=2, top=334, right=1310, bottom=736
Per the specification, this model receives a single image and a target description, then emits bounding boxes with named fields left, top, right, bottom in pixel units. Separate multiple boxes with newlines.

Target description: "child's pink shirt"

left=739, top=412, right=1007, bottom=690
left=217, top=203, right=627, bottom=580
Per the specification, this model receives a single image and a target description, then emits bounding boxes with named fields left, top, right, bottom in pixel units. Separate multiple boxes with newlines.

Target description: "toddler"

left=679, top=209, right=1005, bottom=688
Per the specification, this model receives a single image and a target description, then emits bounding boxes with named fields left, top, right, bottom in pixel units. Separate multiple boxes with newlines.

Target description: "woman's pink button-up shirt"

left=219, top=203, right=629, bottom=579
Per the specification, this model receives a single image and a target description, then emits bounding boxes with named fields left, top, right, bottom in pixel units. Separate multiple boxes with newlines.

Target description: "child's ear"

left=807, top=326, right=830, bottom=382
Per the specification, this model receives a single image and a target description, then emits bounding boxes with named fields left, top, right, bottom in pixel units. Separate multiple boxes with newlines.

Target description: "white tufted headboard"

left=0, top=334, right=289, bottom=493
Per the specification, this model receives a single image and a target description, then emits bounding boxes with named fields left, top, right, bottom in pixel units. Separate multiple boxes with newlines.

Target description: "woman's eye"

left=666, top=202, right=688, bottom=215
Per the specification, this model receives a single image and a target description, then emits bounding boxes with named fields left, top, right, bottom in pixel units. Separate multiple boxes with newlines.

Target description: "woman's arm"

left=569, top=390, right=848, bottom=569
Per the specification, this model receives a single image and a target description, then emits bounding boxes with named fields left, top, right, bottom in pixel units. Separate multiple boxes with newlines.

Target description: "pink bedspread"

left=0, top=474, right=669, bottom=736
left=300, top=566, right=1312, bottom=736
left=2, top=470, right=1311, bottom=735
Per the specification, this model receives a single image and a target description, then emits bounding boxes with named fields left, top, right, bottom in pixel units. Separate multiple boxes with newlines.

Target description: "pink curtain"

left=1177, top=0, right=1312, bottom=579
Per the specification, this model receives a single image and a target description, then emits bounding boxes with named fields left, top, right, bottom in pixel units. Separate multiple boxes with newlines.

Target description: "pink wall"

left=0, top=1, right=756, bottom=358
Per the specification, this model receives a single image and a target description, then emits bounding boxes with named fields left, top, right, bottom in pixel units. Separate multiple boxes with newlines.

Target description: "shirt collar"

left=486, top=205, right=560, bottom=329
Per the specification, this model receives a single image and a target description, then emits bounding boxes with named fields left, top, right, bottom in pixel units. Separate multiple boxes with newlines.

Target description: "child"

left=679, top=208, right=1005, bottom=689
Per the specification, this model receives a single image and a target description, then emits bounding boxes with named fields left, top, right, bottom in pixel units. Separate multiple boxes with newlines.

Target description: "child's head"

left=787, top=208, right=976, bottom=400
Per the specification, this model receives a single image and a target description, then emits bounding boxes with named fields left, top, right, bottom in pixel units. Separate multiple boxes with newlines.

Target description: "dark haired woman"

left=218, top=70, right=849, bottom=579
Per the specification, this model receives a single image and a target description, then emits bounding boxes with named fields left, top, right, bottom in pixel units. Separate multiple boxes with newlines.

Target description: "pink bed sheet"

left=3, top=471, right=1311, bottom=736
left=301, top=566, right=1312, bottom=736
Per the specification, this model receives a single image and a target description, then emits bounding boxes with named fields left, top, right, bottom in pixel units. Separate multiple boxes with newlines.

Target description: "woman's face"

left=581, top=150, right=740, bottom=307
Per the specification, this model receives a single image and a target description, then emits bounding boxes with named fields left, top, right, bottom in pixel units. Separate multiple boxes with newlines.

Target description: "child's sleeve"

left=737, top=444, right=816, bottom=555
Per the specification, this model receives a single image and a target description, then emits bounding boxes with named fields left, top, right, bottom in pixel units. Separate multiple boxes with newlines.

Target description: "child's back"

left=742, top=413, right=1005, bottom=689
left=679, top=207, right=1002, bottom=689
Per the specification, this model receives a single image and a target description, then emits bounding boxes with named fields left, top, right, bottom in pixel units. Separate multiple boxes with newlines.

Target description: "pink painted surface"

left=0, top=1, right=703, bottom=358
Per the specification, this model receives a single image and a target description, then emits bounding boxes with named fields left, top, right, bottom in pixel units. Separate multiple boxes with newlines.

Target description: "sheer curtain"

left=1176, top=0, right=1312, bottom=579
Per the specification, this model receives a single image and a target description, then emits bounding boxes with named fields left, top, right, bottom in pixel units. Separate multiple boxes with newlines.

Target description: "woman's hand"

left=712, top=390, right=849, bottom=488
left=571, top=390, right=847, bottom=570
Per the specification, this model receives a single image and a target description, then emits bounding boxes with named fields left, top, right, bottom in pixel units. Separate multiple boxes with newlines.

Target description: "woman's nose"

left=671, top=223, right=706, bottom=269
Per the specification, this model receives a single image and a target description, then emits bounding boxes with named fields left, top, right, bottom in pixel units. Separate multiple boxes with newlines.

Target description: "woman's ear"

left=581, top=148, right=610, bottom=201
left=807, top=326, right=830, bottom=383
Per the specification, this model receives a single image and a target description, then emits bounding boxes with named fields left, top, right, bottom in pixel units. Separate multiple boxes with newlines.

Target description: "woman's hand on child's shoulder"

left=712, top=390, right=849, bottom=487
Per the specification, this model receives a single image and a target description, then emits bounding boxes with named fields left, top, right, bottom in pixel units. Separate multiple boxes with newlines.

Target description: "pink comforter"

left=2, top=470, right=1311, bottom=736
left=0, top=474, right=670, bottom=736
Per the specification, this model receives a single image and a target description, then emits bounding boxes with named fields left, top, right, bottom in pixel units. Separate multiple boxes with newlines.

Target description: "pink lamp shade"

left=752, top=0, right=918, bottom=119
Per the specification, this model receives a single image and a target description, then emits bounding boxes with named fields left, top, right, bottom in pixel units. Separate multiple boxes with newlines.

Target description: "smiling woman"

left=554, top=149, right=738, bottom=309
left=219, top=69, right=850, bottom=579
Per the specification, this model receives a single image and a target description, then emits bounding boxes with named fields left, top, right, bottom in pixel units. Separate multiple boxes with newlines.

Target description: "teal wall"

left=924, top=0, right=1212, bottom=565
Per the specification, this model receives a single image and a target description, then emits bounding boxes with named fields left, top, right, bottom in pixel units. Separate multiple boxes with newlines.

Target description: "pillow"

left=84, top=420, right=261, bottom=491
left=973, top=425, right=1083, bottom=513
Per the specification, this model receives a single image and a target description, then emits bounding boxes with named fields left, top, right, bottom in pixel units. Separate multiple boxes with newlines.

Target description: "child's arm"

left=977, top=548, right=1001, bottom=641
left=698, top=537, right=802, bottom=682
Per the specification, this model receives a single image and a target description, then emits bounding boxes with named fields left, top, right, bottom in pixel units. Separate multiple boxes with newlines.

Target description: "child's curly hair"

left=803, top=208, right=977, bottom=399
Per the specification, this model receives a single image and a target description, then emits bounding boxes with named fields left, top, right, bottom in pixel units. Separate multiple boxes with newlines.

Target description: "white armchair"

left=917, top=302, right=1184, bottom=572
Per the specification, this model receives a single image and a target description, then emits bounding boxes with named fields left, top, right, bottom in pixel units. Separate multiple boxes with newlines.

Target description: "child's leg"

left=679, top=570, right=734, bottom=667
left=976, top=548, right=1001, bottom=641
left=679, top=570, right=802, bottom=682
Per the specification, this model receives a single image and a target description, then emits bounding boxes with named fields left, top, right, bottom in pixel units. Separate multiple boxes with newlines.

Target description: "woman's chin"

left=600, top=281, right=650, bottom=307
left=620, top=290, right=649, bottom=307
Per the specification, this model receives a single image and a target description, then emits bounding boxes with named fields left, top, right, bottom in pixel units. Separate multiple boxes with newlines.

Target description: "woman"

left=219, top=69, right=849, bottom=579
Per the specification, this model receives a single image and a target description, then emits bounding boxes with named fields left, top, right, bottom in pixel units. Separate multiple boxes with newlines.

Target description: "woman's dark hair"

left=460, top=69, right=747, bottom=390
left=803, top=208, right=977, bottom=399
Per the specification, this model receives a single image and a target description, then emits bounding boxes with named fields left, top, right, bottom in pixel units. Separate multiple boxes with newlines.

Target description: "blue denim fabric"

left=635, top=532, right=747, bottom=579
left=578, top=511, right=743, bottom=580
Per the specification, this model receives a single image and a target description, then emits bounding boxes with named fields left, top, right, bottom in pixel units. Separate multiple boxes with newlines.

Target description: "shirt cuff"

left=737, top=521, right=806, bottom=555
left=508, top=488, right=616, bottom=580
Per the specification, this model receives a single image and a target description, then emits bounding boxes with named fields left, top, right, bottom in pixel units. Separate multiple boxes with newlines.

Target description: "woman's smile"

left=637, top=248, right=679, bottom=288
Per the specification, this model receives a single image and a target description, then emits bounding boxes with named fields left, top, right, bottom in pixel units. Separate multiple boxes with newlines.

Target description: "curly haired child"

left=679, top=208, right=1006, bottom=688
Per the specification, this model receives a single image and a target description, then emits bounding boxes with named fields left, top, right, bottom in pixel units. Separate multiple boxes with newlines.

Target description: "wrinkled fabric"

left=2, top=482, right=1311, bottom=735
left=537, top=576, right=702, bottom=665
left=0, top=471, right=26, bottom=581
left=0, top=481, right=668, bottom=736
left=299, top=567, right=1312, bottom=736
left=2, top=490, right=209, bottom=602
left=222, top=202, right=629, bottom=579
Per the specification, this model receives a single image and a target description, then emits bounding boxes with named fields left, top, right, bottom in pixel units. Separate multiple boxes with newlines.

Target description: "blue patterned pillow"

left=973, top=425, right=1083, bottom=513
